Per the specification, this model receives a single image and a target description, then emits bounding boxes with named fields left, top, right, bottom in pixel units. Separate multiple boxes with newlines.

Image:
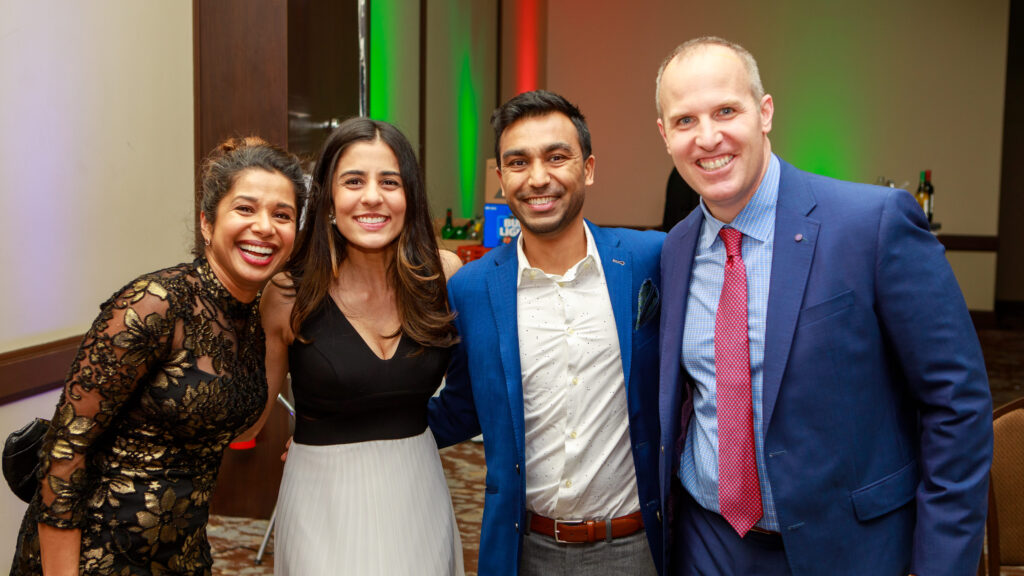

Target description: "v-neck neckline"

left=326, top=293, right=403, bottom=361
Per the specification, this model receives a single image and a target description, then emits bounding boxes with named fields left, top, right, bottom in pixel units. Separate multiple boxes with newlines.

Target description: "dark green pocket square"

left=635, top=279, right=661, bottom=330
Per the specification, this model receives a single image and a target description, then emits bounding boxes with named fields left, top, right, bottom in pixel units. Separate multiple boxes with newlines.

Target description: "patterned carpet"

left=208, top=440, right=486, bottom=575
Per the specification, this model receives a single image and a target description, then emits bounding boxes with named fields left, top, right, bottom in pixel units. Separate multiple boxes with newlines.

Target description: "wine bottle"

left=441, top=208, right=455, bottom=239
left=924, top=169, right=934, bottom=224
left=915, top=171, right=928, bottom=216
left=468, top=215, right=482, bottom=241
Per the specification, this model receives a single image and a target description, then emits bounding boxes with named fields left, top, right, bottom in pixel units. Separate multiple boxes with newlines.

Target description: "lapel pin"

left=612, top=259, right=626, bottom=266
left=794, top=233, right=804, bottom=242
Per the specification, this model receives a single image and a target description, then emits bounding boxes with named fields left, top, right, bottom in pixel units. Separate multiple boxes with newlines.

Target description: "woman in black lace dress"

left=10, top=136, right=306, bottom=576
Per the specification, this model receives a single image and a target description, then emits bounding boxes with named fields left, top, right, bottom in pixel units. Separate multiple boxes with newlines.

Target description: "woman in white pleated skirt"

left=250, top=117, right=465, bottom=575
left=275, top=430, right=463, bottom=575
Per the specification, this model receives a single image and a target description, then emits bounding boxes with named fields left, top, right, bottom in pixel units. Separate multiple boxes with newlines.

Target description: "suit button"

left=515, top=464, right=520, bottom=474
left=515, top=522, right=519, bottom=532
left=660, top=445, right=665, bottom=454
left=656, top=510, right=662, bottom=522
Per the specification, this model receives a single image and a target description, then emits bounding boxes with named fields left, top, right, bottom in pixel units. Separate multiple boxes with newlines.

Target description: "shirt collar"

left=517, top=221, right=604, bottom=287
left=697, top=153, right=780, bottom=248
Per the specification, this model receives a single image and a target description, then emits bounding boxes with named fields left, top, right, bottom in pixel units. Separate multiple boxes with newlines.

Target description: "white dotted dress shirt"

left=516, top=222, right=640, bottom=521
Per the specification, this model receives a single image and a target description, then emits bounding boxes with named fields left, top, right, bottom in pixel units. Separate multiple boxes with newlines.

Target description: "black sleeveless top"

left=289, top=296, right=451, bottom=445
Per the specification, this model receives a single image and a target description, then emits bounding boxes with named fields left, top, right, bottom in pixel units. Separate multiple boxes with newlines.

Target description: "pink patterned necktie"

left=715, top=227, right=762, bottom=536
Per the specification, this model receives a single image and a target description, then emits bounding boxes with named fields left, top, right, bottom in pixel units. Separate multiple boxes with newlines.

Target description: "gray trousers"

left=519, top=528, right=658, bottom=576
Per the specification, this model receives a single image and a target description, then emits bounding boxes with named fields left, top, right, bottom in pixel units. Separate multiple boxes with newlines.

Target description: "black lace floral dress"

left=10, top=259, right=267, bottom=575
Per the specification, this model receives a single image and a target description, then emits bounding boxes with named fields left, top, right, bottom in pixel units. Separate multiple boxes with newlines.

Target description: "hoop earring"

left=204, top=237, right=211, bottom=247
left=329, top=214, right=337, bottom=226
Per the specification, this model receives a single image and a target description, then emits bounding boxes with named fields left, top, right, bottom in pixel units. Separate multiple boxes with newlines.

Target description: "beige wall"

left=0, top=0, right=194, bottom=566
left=372, top=0, right=422, bottom=147
left=425, top=0, right=499, bottom=221
left=499, top=0, right=548, bottom=103
left=0, top=389, right=62, bottom=567
left=367, top=0, right=499, bottom=223
left=0, top=0, right=195, bottom=353
left=544, top=0, right=1008, bottom=310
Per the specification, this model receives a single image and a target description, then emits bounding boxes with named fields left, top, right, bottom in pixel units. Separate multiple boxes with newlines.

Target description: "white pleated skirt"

left=273, top=428, right=464, bottom=576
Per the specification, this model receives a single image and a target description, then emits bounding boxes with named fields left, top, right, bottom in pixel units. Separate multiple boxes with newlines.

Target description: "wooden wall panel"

left=193, top=0, right=289, bottom=255
left=210, top=403, right=291, bottom=520
left=193, top=0, right=289, bottom=519
left=997, top=1, right=1024, bottom=302
left=0, top=337, right=80, bottom=405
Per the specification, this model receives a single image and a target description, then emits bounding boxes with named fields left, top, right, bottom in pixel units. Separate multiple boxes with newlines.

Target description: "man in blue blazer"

left=429, top=90, right=665, bottom=575
left=654, top=37, right=992, bottom=575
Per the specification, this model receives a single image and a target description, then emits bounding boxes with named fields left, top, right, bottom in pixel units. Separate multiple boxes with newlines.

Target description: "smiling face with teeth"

left=497, top=111, right=594, bottom=241
left=201, top=168, right=298, bottom=302
left=330, top=139, right=407, bottom=254
left=657, top=43, right=774, bottom=223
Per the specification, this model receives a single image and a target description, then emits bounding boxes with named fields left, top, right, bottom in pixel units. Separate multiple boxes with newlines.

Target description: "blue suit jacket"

left=430, top=222, right=665, bottom=575
left=657, top=160, right=992, bottom=575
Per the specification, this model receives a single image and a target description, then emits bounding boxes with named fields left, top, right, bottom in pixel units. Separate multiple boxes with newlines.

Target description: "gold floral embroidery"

left=152, top=350, right=191, bottom=389
left=134, top=488, right=192, bottom=549
left=81, top=546, right=116, bottom=574
left=12, top=259, right=266, bottom=576
left=113, top=308, right=169, bottom=366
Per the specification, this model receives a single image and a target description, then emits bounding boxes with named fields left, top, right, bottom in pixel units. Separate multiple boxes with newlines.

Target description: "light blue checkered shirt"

left=679, top=153, right=780, bottom=531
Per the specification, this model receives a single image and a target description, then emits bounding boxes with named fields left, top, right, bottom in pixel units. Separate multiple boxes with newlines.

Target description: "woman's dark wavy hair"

left=194, top=135, right=307, bottom=257
left=283, top=117, right=457, bottom=349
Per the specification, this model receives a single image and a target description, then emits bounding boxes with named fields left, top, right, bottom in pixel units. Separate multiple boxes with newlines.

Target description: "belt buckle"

left=553, top=519, right=585, bottom=544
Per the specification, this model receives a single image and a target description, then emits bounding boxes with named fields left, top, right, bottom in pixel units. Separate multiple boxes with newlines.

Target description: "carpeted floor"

left=206, top=515, right=275, bottom=575
left=208, top=440, right=486, bottom=575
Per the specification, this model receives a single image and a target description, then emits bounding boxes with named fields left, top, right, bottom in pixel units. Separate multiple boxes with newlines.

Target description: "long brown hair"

left=283, top=118, right=457, bottom=349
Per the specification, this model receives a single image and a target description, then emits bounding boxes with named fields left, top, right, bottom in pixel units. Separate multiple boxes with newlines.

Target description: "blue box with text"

left=483, top=203, right=519, bottom=248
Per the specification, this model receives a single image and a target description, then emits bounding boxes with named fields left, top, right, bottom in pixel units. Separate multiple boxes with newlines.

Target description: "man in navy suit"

left=429, top=90, right=664, bottom=575
left=654, top=37, right=992, bottom=575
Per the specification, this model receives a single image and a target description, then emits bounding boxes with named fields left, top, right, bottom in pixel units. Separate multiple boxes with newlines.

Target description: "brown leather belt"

left=528, top=511, right=644, bottom=544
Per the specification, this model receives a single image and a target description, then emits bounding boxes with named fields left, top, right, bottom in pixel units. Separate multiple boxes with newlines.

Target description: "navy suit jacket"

left=430, top=222, right=665, bottom=575
left=657, top=159, right=992, bottom=575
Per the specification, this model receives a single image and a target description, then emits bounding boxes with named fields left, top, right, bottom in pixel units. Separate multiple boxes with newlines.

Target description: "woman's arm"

left=38, top=523, right=82, bottom=576
left=439, top=249, right=463, bottom=281
left=37, top=277, right=174, bottom=575
left=235, top=276, right=295, bottom=443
